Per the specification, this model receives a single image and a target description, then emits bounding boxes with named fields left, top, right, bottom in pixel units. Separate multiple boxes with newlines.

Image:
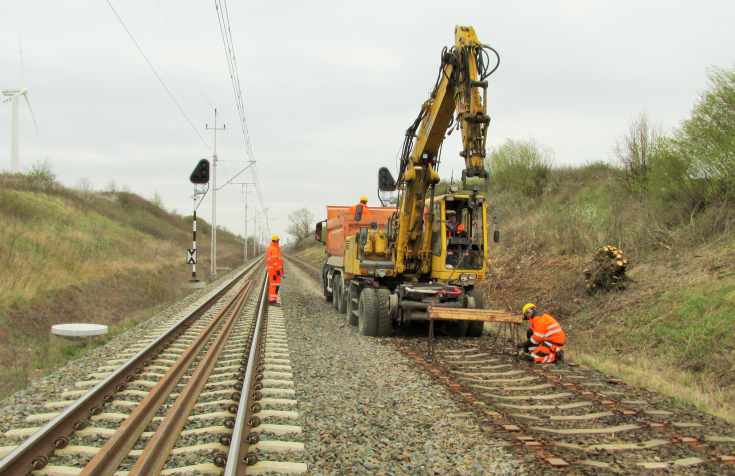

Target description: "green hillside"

left=0, top=171, right=251, bottom=398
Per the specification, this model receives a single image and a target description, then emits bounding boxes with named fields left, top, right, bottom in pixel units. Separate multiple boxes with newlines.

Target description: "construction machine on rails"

left=315, top=26, right=519, bottom=337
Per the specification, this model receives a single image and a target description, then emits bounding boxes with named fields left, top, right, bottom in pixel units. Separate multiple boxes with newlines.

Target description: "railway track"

left=397, top=342, right=735, bottom=474
left=288, top=253, right=735, bottom=474
left=0, top=259, right=306, bottom=476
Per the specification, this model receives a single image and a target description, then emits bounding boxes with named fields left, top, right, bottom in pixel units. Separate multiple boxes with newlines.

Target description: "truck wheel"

left=358, top=288, right=379, bottom=336
left=346, top=284, right=359, bottom=326
left=446, top=319, right=469, bottom=338
left=376, top=288, right=392, bottom=337
left=322, top=271, right=332, bottom=302
left=333, top=274, right=342, bottom=312
left=466, top=289, right=485, bottom=337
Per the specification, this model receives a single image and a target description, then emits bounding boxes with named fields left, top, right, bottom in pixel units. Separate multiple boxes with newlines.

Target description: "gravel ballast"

left=282, top=261, right=524, bottom=476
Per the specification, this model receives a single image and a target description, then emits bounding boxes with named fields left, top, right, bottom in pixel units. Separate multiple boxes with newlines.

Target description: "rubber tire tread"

left=322, top=271, right=332, bottom=302
left=446, top=319, right=469, bottom=337
left=375, top=288, right=392, bottom=337
left=336, top=275, right=347, bottom=314
left=465, top=289, right=485, bottom=337
left=333, top=274, right=342, bottom=312
left=346, top=284, right=359, bottom=326
left=358, top=288, right=379, bottom=336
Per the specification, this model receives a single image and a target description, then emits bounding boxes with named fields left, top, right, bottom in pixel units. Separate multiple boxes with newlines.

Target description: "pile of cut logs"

left=583, top=246, right=629, bottom=292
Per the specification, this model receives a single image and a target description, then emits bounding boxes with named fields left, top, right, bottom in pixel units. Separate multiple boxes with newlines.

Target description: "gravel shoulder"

left=282, top=262, right=525, bottom=476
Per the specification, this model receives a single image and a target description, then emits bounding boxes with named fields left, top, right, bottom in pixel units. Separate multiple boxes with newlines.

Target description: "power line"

left=153, top=0, right=215, bottom=109
left=106, top=0, right=211, bottom=151
left=214, top=0, right=269, bottom=235
left=118, top=1, right=207, bottom=125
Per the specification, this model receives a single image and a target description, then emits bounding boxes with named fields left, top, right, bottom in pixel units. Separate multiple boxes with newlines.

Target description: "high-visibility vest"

left=446, top=223, right=464, bottom=237
left=528, top=313, right=565, bottom=346
left=266, top=242, right=283, bottom=274
left=347, top=203, right=370, bottom=216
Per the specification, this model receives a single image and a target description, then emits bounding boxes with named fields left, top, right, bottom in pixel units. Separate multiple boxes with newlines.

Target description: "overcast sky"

left=1, top=1, right=733, bottom=246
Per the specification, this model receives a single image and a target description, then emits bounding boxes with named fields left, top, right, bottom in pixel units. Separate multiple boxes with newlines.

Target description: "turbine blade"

left=23, top=94, right=38, bottom=133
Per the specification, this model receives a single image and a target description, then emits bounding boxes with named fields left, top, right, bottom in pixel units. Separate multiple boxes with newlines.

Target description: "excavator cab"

left=428, top=194, right=488, bottom=282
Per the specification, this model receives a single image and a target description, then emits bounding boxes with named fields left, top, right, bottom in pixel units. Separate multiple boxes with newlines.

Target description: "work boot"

left=521, top=354, right=535, bottom=363
left=555, top=350, right=565, bottom=363
left=269, top=301, right=280, bottom=307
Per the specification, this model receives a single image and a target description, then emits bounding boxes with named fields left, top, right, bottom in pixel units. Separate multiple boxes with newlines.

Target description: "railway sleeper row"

left=400, top=344, right=735, bottom=473
left=0, top=260, right=304, bottom=475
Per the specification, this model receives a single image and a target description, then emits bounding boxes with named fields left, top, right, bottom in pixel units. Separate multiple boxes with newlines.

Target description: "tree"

left=613, top=109, right=664, bottom=194
left=671, top=66, right=735, bottom=201
left=75, top=177, right=94, bottom=192
left=485, top=137, right=553, bottom=196
left=151, top=190, right=164, bottom=209
left=286, top=207, right=314, bottom=243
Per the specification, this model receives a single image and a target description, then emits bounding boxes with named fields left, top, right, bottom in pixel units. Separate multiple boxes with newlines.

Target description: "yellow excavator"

left=316, top=25, right=513, bottom=337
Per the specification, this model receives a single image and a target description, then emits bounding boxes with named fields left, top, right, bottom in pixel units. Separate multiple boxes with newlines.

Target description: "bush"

left=24, top=158, right=57, bottom=184
left=669, top=66, right=735, bottom=203
left=613, top=109, right=664, bottom=194
left=648, top=66, right=735, bottom=210
left=485, top=137, right=553, bottom=197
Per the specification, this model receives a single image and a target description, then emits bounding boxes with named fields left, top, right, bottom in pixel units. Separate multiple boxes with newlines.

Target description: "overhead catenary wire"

left=214, top=0, right=269, bottom=236
left=154, top=0, right=215, bottom=109
left=117, top=0, right=208, bottom=125
left=106, top=0, right=211, bottom=152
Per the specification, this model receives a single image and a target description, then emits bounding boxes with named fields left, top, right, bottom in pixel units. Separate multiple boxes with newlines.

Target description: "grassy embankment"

left=0, top=172, right=249, bottom=398
left=477, top=163, right=734, bottom=423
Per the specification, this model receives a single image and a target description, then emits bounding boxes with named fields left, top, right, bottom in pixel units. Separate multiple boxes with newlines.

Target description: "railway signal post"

left=189, top=158, right=210, bottom=288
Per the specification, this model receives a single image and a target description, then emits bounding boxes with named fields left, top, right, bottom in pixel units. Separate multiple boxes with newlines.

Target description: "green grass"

left=0, top=172, right=255, bottom=399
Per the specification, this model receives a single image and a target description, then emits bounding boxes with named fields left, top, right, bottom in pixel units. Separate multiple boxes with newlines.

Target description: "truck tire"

left=466, top=289, right=485, bottom=337
left=445, top=319, right=469, bottom=338
left=346, top=284, right=359, bottom=326
left=322, top=271, right=332, bottom=302
left=358, top=288, right=379, bottom=336
left=376, top=288, right=392, bottom=337
left=333, top=274, right=342, bottom=312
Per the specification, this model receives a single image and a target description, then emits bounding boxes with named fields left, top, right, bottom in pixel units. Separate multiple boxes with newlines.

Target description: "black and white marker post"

left=189, top=159, right=210, bottom=287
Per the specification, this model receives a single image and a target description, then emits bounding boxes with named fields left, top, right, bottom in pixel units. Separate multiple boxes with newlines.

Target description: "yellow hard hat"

left=271, top=235, right=279, bottom=241
left=360, top=196, right=368, bottom=203
left=522, top=303, right=536, bottom=314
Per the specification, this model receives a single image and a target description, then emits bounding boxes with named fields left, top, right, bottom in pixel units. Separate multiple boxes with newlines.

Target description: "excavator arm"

left=393, top=25, right=499, bottom=275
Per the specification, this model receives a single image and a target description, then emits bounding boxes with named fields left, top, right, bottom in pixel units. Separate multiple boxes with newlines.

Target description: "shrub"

left=667, top=66, right=735, bottom=204
left=613, top=109, right=665, bottom=194
left=485, top=137, right=553, bottom=197
left=24, top=158, right=57, bottom=184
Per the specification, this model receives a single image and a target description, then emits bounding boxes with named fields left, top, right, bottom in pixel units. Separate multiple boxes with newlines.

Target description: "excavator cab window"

left=444, top=200, right=484, bottom=270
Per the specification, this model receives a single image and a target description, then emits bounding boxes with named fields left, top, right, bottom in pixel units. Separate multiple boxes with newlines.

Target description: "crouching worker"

left=517, top=303, right=565, bottom=363
left=266, top=235, right=284, bottom=306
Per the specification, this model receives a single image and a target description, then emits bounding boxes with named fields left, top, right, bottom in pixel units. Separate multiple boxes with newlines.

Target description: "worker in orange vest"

left=445, top=210, right=467, bottom=269
left=346, top=196, right=370, bottom=217
left=518, top=304, right=565, bottom=363
left=266, top=235, right=284, bottom=305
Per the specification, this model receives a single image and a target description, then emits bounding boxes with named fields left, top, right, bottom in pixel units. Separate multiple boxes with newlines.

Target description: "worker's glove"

left=518, top=340, right=532, bottom=352
left=276, top=270, right=281, bottom=276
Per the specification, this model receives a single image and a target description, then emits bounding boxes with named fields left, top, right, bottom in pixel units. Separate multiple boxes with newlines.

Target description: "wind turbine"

left=2, top=41, right=38, bottom=173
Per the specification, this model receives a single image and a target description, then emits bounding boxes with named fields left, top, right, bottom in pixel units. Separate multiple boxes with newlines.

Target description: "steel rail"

left=77, top=263, right=264, bottom=476
left=224, top=271, right=269, bottom=475
left=126, top=275, right=260, bottom=475
left=0, top=258, right=262, bottom=476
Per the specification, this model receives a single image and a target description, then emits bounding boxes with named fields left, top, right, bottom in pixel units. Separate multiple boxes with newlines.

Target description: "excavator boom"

left=393, top=25, right=499, bottom=275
